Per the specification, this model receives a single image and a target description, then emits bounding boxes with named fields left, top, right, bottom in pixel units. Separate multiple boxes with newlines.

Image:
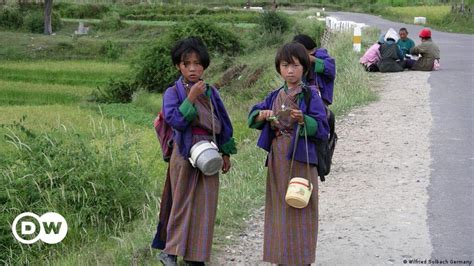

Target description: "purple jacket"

left=307, top=48, right=336, bottom=104
left=163, top=77, right=234, bottom=158
left=249, top=86, right=329, bottom=165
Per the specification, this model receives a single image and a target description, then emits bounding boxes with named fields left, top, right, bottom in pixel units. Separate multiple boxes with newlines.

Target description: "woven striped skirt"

left=163, top=135, right=219, bottom=262
left=263, top=133, right=319, bottom=265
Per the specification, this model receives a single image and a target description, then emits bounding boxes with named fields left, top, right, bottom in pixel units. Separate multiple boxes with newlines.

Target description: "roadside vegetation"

left=366, top=4, right=473, bottom=34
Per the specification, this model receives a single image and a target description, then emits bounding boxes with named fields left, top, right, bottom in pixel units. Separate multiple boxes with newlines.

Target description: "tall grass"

left=0, top=115, right=163, bottom=264
left=0, top=57, right=165, bottom=264
left=327, top=31, right=379, bottom=116
left=386, top=5, right=450, bottom=21
left=374, top=5, right=474, bottom=34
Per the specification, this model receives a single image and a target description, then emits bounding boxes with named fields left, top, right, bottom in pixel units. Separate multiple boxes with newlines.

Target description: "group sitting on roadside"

left=360, top=27, right=441, bottom=72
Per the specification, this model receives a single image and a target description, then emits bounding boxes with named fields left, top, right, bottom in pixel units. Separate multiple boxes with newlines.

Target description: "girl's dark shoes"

left=157, top=252, right=177, bottom=266
left=184, top=261, right=205, bottom=266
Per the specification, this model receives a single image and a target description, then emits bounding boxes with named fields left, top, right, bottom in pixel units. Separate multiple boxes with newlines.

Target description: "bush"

left=98, top=12, right=123, bottom=31
left=293, top=19, right=326, bottom=48
left=23, top=10, right=62, bottom=34
left=169, top=19, right=241, bottom=56
left=259, top=11, right=290, bottom=34
left=0, top=5, right=23, bottom=29
left=0, top=118, right=149, bottom=262
left=100, top=40, right=122, bottom=60
left=56, top=3, right=110, bottom=19
left=132, top=40, right=176, bottom=93
left=92, top=78, right=137, bottom=103
left=132, top=19, right=241, bottom=93
left=92, top=17, right=243, bottom=101
left=124, top=13, right=259, bottom=23
left=195, top=7, right=213, bottom=15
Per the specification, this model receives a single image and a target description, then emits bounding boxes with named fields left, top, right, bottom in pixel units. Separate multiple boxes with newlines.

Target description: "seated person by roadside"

left=293, top=34, right=336, bottom=106
left=405, top=28, right=441, bottom=71
left=397, top=27, right=415, bottom=57
left=377, top=28, right=405, bottom=73
left=359, top=33, right=385, bottom=72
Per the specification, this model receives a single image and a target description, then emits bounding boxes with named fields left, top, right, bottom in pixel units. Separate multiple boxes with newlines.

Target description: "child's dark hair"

left=275, top=42, right=311, bottom=75
left=293, top=34, right=317, bottom=50
left=399, top=27, right=408, bottom=33
left=171, top=37, right=210, bottom=70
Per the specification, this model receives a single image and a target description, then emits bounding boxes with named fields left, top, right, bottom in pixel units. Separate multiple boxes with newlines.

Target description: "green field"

left=0, top=4, right=379, bottom=264
left=372, top=5, right=473, bottom=34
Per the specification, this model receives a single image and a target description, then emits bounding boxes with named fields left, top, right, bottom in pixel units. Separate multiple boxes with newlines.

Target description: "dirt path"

left=211, top=71, right=434, bottom=265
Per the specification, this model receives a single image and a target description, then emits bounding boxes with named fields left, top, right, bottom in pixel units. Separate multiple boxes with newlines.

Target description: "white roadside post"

left=353, top=26, right=362, bottom=52
left=414, top=16, right=427, bottom=24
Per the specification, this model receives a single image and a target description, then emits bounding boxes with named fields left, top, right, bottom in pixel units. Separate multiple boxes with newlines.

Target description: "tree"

left=451, top=0, right=472, bottom=15
left=44, top=0, right=52, bottom=35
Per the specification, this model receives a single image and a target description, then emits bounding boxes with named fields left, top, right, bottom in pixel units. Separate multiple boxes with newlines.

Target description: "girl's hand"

left=256, top=110, right=274, bottom=122
left=290, top=109, right=304, bottom=124
left=308, top=54, right=317, bottom=63
left=187, top=80, right=206, bottom=103
left=222, top=155, right=231, bottom=174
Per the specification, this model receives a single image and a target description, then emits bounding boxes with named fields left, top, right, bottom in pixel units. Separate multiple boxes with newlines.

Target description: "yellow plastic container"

left=285, top=177, right=313, bottom=209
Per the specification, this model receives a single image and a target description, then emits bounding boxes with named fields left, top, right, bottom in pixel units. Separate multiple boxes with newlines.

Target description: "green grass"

left=386, top=5, right=450, bottom=20
left=0, top=61, right=129, bottom=87
left=375, top=5, right=474, bottom=34
left=327, top=31, right=379, bottom=116
left=0, top=80, right=92, bottom=106
left=62, top=18, right=258, bottom=28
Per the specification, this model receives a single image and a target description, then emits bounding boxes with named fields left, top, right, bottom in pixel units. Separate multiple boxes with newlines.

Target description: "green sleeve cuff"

left=179, top=98, right=197, bottom=122
left=205, top=86, right=212, bottom=97
left=220, top=137, right=237, bottom=155
left=298, top=115, right=318, bottom=137
left=315, top=58, right=325, bottom=74
left=248, top=109, right=265, bottom=129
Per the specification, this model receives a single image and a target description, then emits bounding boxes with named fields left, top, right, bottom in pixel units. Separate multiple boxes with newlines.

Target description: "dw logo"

left=11, top=212, right=68, bottom=244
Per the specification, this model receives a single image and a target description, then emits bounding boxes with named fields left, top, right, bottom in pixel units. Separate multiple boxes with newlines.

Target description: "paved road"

left=328, top=12, right=474, bottom=262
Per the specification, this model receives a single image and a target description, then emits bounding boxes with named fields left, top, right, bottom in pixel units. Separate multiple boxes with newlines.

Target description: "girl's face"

left=176, top=52, right=204, bottom=83
left=279, top=56, right=304, bottom=87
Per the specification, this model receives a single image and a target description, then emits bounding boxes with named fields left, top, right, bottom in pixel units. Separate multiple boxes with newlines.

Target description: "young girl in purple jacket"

left=248, top=42, right=329, bottom=265
left=155, top=37, right=236, bottom=266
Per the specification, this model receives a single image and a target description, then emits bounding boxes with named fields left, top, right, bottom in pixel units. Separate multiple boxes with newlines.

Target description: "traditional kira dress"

left=248, top=84, right=329, bottom=265
left=154, top=77, right=236, bottom=262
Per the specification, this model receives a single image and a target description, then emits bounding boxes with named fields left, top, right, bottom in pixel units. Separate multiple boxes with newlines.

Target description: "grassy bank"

left=367, top=5, right=474, bottom=34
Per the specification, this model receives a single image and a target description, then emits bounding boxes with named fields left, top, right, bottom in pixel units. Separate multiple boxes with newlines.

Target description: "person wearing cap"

left=359, top=33, right=385, bottom=72
left=397, top=28, right=415, bottom=57
left=407, top=28, right=440, bottom=71
left=377, top=28, right=405, bottom=72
